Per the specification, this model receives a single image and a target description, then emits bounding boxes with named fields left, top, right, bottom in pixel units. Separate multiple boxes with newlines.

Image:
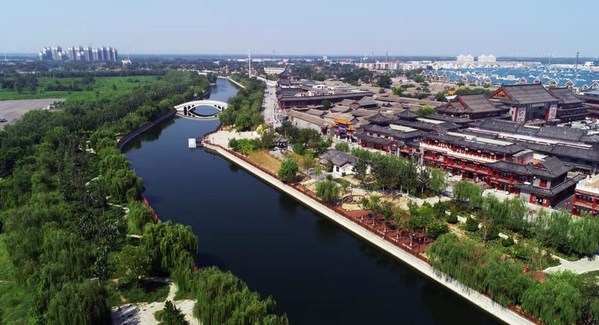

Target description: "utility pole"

left=575, top=51, right=580, bottom=82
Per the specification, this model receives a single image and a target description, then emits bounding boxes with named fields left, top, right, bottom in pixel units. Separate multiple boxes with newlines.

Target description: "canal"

left=124, top=78, right=500, bottom=324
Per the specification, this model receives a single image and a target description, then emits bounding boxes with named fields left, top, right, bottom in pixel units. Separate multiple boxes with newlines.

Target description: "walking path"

left=111, top=280, right=198, bottom=325
left=545, top=255, right=599, bottom=274
left=202, top=139, right=534, bottom=325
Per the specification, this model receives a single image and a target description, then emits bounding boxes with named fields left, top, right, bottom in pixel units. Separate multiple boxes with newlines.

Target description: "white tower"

left=248, top=50, right=252, bottom=78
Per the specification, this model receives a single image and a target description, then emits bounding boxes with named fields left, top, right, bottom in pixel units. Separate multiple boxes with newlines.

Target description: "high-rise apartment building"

left=39, top=45, right=118, bottom=62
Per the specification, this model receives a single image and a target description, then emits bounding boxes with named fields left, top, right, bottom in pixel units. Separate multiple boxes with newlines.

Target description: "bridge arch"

left=174, top=100, right=229, bottom=120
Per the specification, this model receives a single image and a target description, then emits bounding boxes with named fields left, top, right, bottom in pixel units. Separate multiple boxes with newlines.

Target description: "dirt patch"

left=248, top=150, right=282, bottom=174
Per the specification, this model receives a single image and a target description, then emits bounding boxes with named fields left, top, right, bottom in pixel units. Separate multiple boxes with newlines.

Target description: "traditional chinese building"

left=437, top=94, right=509, bottom=120
left=420, top=132, right=581, bottom=207
left=489, top=84, right=560, bottom=124
left=571, top=174, right=599, bottom=216
left=549, top=87, right=588, bottom=122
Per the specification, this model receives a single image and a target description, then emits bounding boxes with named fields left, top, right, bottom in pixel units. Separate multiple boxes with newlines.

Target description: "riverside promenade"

left=202, top=139, right=534, bottom=325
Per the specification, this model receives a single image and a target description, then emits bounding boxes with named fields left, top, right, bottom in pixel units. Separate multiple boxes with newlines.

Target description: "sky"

left=1, top=0, right=598, bottom=57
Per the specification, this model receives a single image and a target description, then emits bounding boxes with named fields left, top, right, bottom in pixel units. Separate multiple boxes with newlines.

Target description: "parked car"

left=0, top=118, right=7, bottom=123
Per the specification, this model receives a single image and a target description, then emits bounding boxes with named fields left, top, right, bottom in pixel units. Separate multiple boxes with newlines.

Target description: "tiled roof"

left=424, top=133, right=525, bottom=155
left=444, top=94, right=502, bottom=113
left=365, top=112, right=392, bottom=125
left=319, top=149, right=357, bottom=167
left=486, top=157, right=571, bottom=179
left=355, top=133, right=397, bottom=146
left=473, top=119, right=594, bottom=144
left=492, top=84, right=559, bottom=105
left=549, top=87, right=583, bottom=105
left=287, top=110, right=329, bottom=128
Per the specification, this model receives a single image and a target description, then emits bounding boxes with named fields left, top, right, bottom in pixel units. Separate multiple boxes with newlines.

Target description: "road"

left=0, top=98, right=64, bottom=130
left=261, top=82, right=281, bottom=128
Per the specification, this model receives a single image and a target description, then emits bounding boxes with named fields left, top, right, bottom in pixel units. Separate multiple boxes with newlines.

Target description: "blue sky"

left=1, top=0, right=597, bottom=57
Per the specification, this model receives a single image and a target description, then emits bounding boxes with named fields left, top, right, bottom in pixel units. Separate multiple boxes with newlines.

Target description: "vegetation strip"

left=202, top=140, right=534, bottom=325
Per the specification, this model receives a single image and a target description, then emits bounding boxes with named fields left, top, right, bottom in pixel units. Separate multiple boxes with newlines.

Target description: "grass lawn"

left=0, top=76, right=159, bottom=102
left=249, top=150, right=282, bottom=174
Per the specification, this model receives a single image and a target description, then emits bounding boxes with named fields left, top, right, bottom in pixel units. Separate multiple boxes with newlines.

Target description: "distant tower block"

left=248, top=50, right=252, bottom=77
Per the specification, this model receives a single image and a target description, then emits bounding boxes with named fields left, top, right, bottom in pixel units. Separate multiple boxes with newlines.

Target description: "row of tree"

left=453, top=180, right=599, bottom=257
left=350, top=147, right=447, bottom=197
left=219, top=76, right=265, bottom=131
left=429, top=233, right=599, bottom=324
left=0, top=71, right=209, bottom=322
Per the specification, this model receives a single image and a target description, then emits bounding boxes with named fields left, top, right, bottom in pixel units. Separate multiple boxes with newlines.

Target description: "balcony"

left=420, top=142, right=497, bottom=164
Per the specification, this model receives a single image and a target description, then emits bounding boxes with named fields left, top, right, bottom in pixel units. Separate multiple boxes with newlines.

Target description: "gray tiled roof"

left=549, top=87, right=583, bottom=105
left=493, top=84, right=559, bottom=105
left=319, top=149, right=357, bottom=167
left=424, top=133, right=526, bottom=155
left=486, top=157, right=571, bottom=179
left=444, top=94, right=503, bottom=113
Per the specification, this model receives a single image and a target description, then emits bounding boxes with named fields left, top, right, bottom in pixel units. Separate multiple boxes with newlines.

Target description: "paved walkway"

left=206, top=130, right=259, bottom=148
left=262, top=82, right=281, bottom=128
left=545, top=255, right=599, bottom=274
left=203, top=141, right=534, bottom=325
left=111, top=280, right=198, bottom=325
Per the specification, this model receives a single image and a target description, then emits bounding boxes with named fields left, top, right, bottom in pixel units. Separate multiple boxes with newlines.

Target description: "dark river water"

left=124, top=78, right=501, bottom=324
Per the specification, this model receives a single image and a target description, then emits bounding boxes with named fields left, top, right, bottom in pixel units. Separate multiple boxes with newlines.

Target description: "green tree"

left=157, top=300, right=189, bottom=325
left=46, top=281, right=110, bottom=325
left=315, top=179, right=341, bottom=204
left=453, top=180, right=483, bottom=208
left=322, top=99, right=332, bottom=109
left=434, top=92, right=447, bottom=102
left=376, top=75, right=393, bottom=89
left=415, top=104, right=435, bottom=117
left=392, top=87, right=405, bottom=96
left=193, top=267, right=289, bottom=325
left=428, top=168, right=447, bottom=193
left=334, top=142, right=350, bottom=152
left=522, top=272, right=583, bottom=325
left=278, top=159, right=298, bottom=183
left=115, top=245, right=151, bottom=285
left=142, top=221, right=198, bottom=275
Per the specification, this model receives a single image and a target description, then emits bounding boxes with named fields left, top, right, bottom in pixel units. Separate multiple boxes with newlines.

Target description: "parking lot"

left=0, top=98, right=64, bottom=130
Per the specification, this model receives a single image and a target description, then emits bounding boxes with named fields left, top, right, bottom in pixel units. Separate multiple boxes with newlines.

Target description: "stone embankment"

left=202, top=139, right=534, bottom=325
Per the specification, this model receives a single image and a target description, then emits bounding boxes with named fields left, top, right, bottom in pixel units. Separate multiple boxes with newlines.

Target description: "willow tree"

left=193, top=267, right=289, bottom=325
left=453, top=180, right=483, bottom=208
left=522, top=271, right=583, bottom=325
left=315, top=179, right=341, bottom=204
left=142, top=221, right=198, bottom=275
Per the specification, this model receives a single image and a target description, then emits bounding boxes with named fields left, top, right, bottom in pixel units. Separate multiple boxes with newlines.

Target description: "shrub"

left=465, top=217, right=479, bottom=232
left=446, top=214, right=458, bottom=224
left=501, top=237, right=515, bottom=247
left=427, top=222, right=449, bottom=239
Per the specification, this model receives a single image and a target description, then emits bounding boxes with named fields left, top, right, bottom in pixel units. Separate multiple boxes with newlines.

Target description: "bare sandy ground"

left=111, top=283, right=199, bottom=325
left=0, top=98, right=64, bottom=130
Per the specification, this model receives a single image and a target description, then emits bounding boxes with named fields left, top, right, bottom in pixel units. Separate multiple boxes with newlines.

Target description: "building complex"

left=39, top=45, right=118, bottom=62
left=274, top=68, right=599, bottom=211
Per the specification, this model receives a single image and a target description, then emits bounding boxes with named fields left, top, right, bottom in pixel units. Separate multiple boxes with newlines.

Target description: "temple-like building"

left=489, top=84, right=560, bottom=124
left=437, top=94, right=509, bottom=120
left=420, top=132, right=582, bottom=207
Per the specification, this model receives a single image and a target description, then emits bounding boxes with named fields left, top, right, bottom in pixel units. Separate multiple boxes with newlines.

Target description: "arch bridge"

left=174, top=100, right=229, bottom=120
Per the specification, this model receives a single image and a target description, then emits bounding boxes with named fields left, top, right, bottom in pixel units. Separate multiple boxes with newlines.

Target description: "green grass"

left=0, top=235, right=37, bottom=325
left=0, top=234, right=13, bottom=281
left=107, top=279, right=170, bottom=307
left=0, top=76, right=159, bottom=102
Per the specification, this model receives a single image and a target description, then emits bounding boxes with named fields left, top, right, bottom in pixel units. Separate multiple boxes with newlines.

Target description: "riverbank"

left=202, top=140, right=533, bottom=325
left=217, top=76, right=246, bottom=89
left=117, top=109, right=176, bottom=150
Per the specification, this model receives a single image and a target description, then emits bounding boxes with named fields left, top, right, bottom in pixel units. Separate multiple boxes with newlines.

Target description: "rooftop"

left=490, top=84, right=559, bottom=105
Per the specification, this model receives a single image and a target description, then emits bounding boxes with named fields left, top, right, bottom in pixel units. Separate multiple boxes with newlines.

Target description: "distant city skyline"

left=1, top=0, right=598, bottom=57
